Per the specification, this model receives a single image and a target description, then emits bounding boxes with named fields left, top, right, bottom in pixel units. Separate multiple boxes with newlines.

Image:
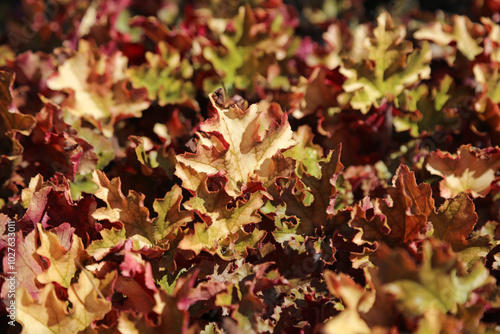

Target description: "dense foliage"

left=2, top=0, right=500, bottom=333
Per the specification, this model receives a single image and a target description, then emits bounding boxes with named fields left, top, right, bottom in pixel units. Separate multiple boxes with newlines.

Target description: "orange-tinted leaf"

left=118, top=290, right=189, bottom=334
left=323, top=270, right=372, bottom=334
left=92, top=170, right=153, bottom=241
left=380, top=165, right=434, bottom=244
left=0, top=71, right=36, bottom=142
left=349, top=199, right=388, bottom=244
left=47, top=40, right=149, bottom=137
left=65, top=271, right=113, bottom=332
left=430, top=193, right=478, bottom=250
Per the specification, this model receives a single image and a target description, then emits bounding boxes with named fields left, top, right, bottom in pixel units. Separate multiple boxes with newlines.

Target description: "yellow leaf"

left=341, top=12, right=431, bottom=114
left=17, top=284, right=68, bottom=334
left=179, top=187, right=264, bottom=255
left=65, top=271, right=112, bottom=332
left=17, top=272, right=111, bottom=333
left=36, top=224, right=84, bottom=288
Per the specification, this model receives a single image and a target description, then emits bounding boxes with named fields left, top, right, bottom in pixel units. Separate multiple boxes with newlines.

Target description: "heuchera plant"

left=1, top=0, right=500, bottom=333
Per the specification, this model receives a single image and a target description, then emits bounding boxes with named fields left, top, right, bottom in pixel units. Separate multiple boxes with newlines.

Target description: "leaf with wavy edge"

left=86, top=227, right=126, bottom=261
left=47, top=40, right=149, bottom=137
left=281, top=145, right=343, bottom=234
left=36, top=224, right=84, bottom=288
left=340, top=12, right=431, bottom=114
left=379, top=165, right=434, bottom=244
left=128, top=41, right=198, bottom=110
left=377, top=241, right=491, bottom=316
left=430, top=193, right=478, bottom=250
left=414, top=15, right=483, bottom=62
left=152, top=185, right=193, bottom=244
left=176, top=91, right=296, bottom=197
left=323, top=271, right=372, bottom=334
left=179, top=184, right=264, bottom=255
left=0, top=70, right=36, bottom=158
left=17, top=271, right=111, bottom=333
left=92, top=170, right=153, bottom=241
left=10, top=229, right=43, bottom=299
left=426, top=145, right=500, bottom=198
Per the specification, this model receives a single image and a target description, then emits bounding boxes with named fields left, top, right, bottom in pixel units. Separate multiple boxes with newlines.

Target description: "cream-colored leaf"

left=176, top=92, right=296, bottom=196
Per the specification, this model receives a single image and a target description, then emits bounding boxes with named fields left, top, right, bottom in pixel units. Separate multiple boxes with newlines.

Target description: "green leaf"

left=130, top=135, right=160, bottom=169
left=474, top=63, right=500, bottom=104
left=378, top=241, right=491, bottom=316
left=283, top=125, right=323, bottom=177
left=414, top=15, right=483, bottom=62
left=341, top=12, right=431, bottom=113
left=157, top=268, right=188, bottom=295
left=128, top=41, right=198, bottom=110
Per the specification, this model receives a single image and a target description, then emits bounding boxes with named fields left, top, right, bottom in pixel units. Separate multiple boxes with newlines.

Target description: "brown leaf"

left=380, top=165, right=434, bottom=244
left=0, top=71, right=36, bottom=142
left=281, top=145, right=344, bottom=234
left=430, top=193, right=478, bottom=250
left=350, top=200, right=389, bottom=244
left=92, top=170, right=153, bottom=241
